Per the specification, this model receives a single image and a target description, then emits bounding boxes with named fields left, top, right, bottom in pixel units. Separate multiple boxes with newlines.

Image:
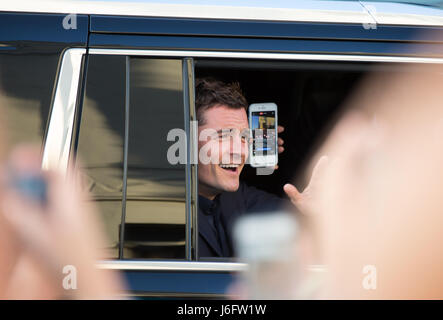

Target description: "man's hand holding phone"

left=249, top=103, right=279, bottom=168
left=275, top=125, right=285, bottom=169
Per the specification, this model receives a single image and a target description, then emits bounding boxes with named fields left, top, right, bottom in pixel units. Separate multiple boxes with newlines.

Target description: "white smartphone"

left=248, top=103, right=278, bottom=168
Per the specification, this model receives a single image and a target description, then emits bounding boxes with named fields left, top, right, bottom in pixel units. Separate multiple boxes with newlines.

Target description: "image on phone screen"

left=251, top=110, right=276, bottom=157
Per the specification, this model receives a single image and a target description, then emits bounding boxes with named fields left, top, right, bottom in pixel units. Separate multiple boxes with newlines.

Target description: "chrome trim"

left=119, top=56, right=131, bottom=259
left=183, top=59, right=191, bottom=260
left=128, top=292, right=225, bottom=298
left=181, top=59, right=198, bottom=261
left=42, top=48, right=86, bottom=172
left=97, top=260, right=326, bottom=273
left=125, top=241, right=185, bottom=246
left=97, top=260, right=249, bottom=272
left=187, top=58, right=199, bottom=261
left=89, top=49, right=443, bottom=64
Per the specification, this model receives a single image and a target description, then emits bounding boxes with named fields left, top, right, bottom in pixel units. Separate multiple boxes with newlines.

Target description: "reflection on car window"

left=77, top=55, right=126, bottom=258
left=0, top=53, right=57, bottom=151
left=77, top=56, right=186, bottom=260
left=125, top=58, right=186, bottom=259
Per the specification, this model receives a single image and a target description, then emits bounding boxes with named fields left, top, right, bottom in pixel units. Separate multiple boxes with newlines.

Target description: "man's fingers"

left=278, top=127, right=285, bottom=154
left=283, top=183, right=303, bottom=204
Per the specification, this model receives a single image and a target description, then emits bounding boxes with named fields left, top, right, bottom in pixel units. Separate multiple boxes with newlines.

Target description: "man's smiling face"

left=198, top=105, right=249, bottom=199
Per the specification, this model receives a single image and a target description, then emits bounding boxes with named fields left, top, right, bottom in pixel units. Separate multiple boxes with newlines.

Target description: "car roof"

left=0, top=0, right=442, bottom=26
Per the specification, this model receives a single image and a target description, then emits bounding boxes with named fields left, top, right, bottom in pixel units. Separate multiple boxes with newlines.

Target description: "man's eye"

left=241, top=132, right=252, bottom=142
left=219, top=133, right=230, bottom=139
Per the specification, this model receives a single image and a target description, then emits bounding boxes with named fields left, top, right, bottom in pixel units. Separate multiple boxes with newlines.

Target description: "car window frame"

left=43, top=47, right=443, bottom=275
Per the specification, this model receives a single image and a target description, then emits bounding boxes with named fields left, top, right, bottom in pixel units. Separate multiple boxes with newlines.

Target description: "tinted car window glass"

left=124, top=58, right=186, bottom=259
left=0, top=54, right=57, bottom=150
left=77, top=54, right=126, bottom=259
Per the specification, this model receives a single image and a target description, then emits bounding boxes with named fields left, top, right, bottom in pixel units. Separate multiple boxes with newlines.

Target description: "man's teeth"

left=219, top=164, right=239, bottom=169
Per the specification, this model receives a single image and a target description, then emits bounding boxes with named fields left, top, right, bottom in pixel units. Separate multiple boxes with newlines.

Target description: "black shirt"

left=198, top=182, right=289, bottom=258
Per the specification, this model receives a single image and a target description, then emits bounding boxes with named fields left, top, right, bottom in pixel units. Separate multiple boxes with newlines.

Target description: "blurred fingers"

left=283, top=183, right=303, bottom=206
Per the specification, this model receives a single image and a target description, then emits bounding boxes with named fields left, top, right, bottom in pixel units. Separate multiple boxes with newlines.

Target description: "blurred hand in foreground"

left=298, top=62, right=443, bottom=299
left=0, top=145, right=126, bottom=299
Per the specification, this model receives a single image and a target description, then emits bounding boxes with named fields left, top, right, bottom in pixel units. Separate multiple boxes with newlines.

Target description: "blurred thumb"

left=283, top=183, right=302, bottom=205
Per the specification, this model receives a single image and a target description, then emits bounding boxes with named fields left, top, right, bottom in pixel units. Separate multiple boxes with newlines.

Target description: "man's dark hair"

left=195, top=78, right=248, bottom=125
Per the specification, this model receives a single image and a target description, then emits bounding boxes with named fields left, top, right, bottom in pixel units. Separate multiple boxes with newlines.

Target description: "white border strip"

left=42, top=48, right=85, bottom=172
left=96, top=260, right=326, bottom=273
left=97, top=260, right=249, bottom=272
left=89, top=49, right=443, bottom=64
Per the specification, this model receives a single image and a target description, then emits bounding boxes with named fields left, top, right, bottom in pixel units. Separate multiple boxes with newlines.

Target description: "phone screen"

left=251, top=111, right=276, bottom=157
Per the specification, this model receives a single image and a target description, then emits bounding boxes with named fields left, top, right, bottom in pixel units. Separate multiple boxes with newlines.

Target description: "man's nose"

left=230, top=134, right=247, bottom=163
